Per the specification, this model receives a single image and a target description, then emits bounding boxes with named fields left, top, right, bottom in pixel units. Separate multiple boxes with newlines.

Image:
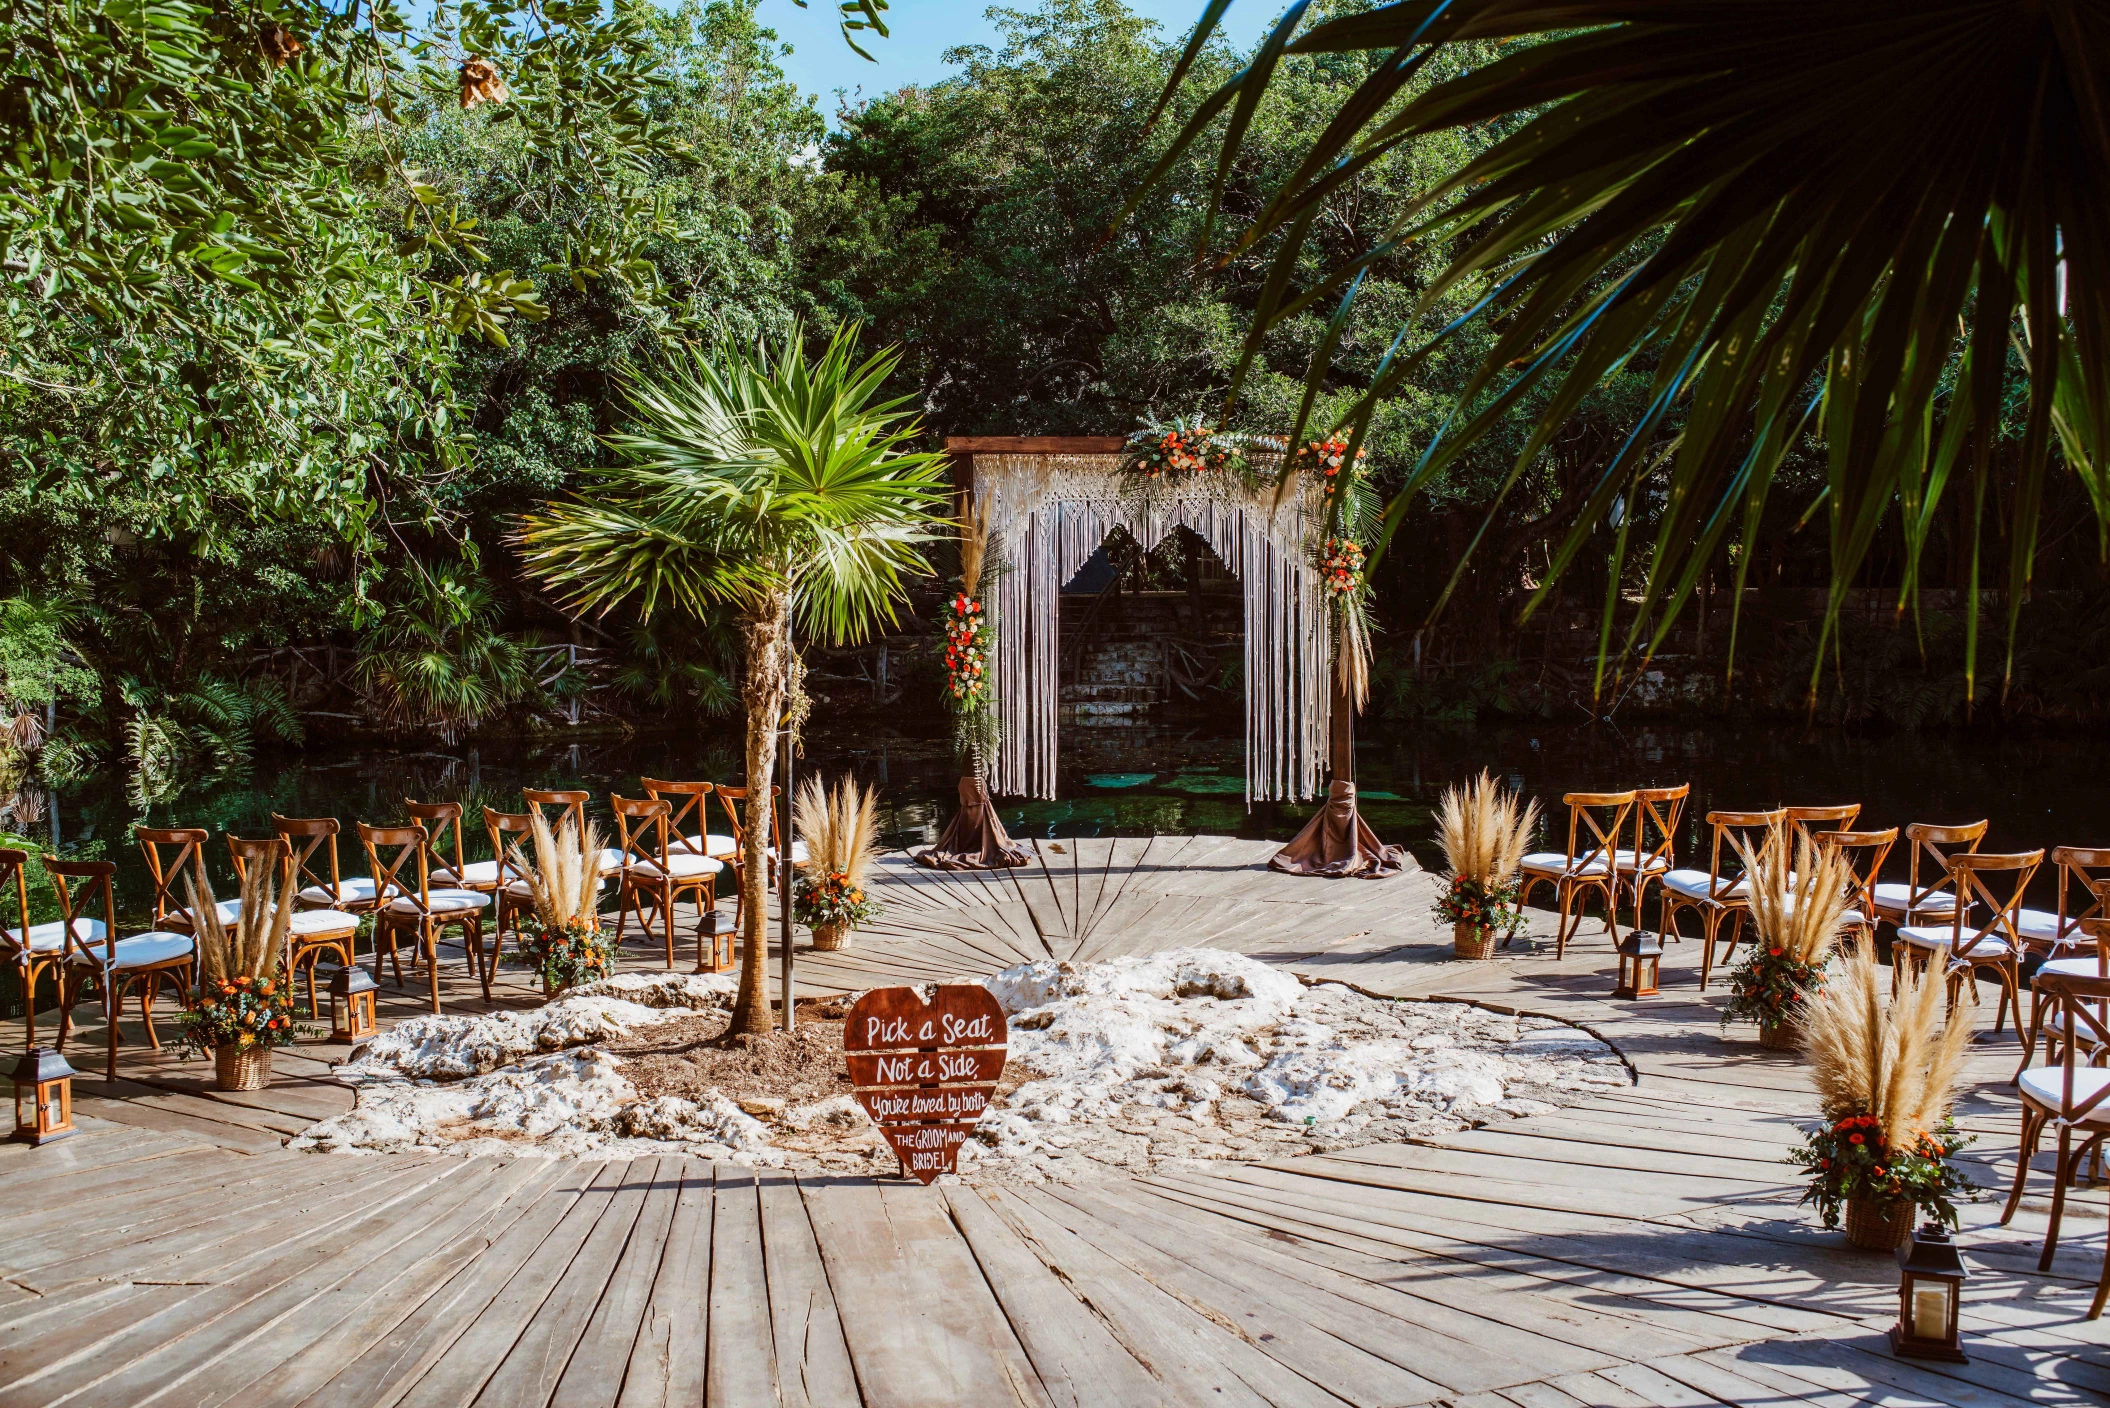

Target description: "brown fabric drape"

left=1269, top=779, right=1405, bottom=879
left=915, top=775, right=1031, bottom=870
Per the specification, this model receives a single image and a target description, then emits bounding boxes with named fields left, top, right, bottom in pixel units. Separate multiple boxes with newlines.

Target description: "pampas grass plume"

left=1437, top=770, right=1539, bottom=887
left=1801, top=948, right=1971, bottom=1145
left=796, top=775, right=881, bottom=886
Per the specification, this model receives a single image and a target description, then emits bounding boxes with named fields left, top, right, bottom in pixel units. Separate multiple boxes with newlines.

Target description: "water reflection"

left=12, top=714, right=2103, bottom=921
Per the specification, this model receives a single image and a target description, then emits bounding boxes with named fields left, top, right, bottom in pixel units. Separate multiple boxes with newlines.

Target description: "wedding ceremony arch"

left=949, top=436, right=1332, bottom=803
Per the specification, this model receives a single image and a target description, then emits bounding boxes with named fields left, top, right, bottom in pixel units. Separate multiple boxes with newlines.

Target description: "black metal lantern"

left=329, top=964, right=379, bottom=1045
left=11, top=1046, right=77, bottom=1145
left=694, top=906, right=738, bottom=975
left=1890, top=1222, right=1968, bottom=1361
left=1613, top=932, right=1662, bottom=999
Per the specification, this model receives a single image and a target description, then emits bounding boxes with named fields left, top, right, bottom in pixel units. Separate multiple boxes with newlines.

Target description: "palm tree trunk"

left=730, top=590, right=790, bottom=1035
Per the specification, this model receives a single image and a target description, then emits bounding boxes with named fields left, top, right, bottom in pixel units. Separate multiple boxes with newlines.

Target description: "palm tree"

left=513, top=328, right=948, bottom=1033
left=1136, top=2, right=2107, bottom=697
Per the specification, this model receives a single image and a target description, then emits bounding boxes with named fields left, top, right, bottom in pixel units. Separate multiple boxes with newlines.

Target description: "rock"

left=738, top=1096, right=787, bottom=1118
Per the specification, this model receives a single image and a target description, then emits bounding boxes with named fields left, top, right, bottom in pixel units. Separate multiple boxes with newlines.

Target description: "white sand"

left=292, top=949, right=1627, bottom=1180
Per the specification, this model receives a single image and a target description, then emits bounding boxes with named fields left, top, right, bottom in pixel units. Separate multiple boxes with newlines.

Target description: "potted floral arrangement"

left=1721, top=827, right=1852, bottom=1049
left=1430, top=770, right=1538, bottom=959
left=504, top=813, right=615, bottom=997
left=178, top=862, right=315, bottom=1090
left=1792, top=948, right=1977, bottom=1250
left=794, top=775, right=881, bottom=950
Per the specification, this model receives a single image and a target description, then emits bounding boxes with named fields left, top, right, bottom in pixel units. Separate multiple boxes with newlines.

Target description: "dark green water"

left=8, top=713, right=2103, bottom=923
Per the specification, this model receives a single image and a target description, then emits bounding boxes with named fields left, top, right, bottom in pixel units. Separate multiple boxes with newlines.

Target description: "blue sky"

left=762, top=0, right=1275, bottom=116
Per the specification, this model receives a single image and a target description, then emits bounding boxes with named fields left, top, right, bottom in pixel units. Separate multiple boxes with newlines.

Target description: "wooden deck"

left=2, top=835, right=2103, bottom=1407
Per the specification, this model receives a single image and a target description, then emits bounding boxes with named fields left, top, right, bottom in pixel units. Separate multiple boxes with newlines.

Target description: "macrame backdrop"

left=972, top=452, right=1331, bottom=802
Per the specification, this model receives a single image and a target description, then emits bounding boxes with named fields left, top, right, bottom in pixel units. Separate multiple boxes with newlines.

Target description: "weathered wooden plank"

left=755, top=1171, right=859, bottom=1408
left=944, top=1185, right=1175, bottom=1408
left=706, top=1165, right=781, bottom=1407
left=473, top=1157, right=658, bottom=1408
left=545, top=1158, right=685, bottom=1408
left=614, top=1158, right=713, bottom=1408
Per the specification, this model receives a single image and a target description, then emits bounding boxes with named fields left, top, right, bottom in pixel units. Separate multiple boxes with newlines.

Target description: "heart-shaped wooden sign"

left=843, top=985, right=1008, bottom=1183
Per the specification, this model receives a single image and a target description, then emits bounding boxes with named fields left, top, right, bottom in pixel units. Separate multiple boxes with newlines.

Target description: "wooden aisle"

left=1, top=836, right=2101, bottom=1407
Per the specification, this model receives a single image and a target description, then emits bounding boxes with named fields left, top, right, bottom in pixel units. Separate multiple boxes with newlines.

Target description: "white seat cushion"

left=2017, top=1066, right=2110, bottom=1124
left=432, top=860, right=502, bottom=888
left=289, top=908, right=359, bottom=937
left=2037, top=956, right=2109, bottom=981
left=767, top=840, right=811, bottom=866
left=66, top=931, right=195, bottom=969
left=1871, top=882, right=1959, bottom=916
left=627, top=854, right=723, bottom=880
left=680, top=833, right=742, bottom=859
left=595, top=847, right=629, bottom=876
left=5, top=919, right=107, bottom=953
left=385, top=888, right=492, bottom=916
left=299, top=877, right=379, bottom=906
left=1898, top=924, right=2012, bottom=960
left=1658, top=868, right=1746, bottom=902
left=2015, top=907, right=2077, bottom=945
left=1519, top=851, right=1613, bottom=877
left=1613, top=848, right=1672, bottom=874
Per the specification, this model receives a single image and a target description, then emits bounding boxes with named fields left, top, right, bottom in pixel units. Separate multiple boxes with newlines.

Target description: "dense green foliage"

left=2, top=0, right=2106, bottom=817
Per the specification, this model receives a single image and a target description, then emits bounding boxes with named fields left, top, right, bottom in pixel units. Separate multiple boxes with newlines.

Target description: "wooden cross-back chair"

left=0, top=846, right=79, bottom=1047
left=1811, top=827, right=1898, bottom=953
left=135, top=826, right=231, bottom=933
left=645, top=777, right=739, bottom=920
left=228, top=834, right=357, bottom=1019
left=714, top=783, right=808, bottom=885
left=1518, top=791, right=1636, bottom=958
left=1659, top=809, right=1785, bottom=990
left=272, top=815, right=382, bottom=915
left=2017, top=915, right=2110, bottom=1079
left=611, top=795, right=723, bottom=971
left=525, top=788, right=624, bottom=878
left=1619, top=783, right=1689, bottom=935
left=2017, top=846, right=2110, bottom=956
left=484, top=807, right=539, bottom=946
left=1783, top=803, right=1861, bottom=851
left=1870, top=820, right=1988, bottom=931
left=360, top=821, right=490, bottom=1011
left=1896, top=848, right=2043, bottom=1034
left=404, top=798, right=497, bottom=897
left=2002, top=960, right=2110, bottom=1319
left=46, top=858, right=196, bottom=1080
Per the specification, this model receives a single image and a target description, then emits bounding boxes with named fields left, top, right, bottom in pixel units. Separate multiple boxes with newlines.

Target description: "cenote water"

left=13, top=712, right=2104, bottom=922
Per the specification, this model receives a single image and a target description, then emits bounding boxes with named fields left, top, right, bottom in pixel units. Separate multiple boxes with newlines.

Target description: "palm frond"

left=1140, top=1, right=2110, bottom=698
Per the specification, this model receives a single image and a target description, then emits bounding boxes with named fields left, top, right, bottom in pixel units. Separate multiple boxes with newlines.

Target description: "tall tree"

left=513, top=328, right=946, bottom=1032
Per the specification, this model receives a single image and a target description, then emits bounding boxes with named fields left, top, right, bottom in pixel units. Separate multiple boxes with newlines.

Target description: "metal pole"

left=779, top=621, right=796, bottom=1033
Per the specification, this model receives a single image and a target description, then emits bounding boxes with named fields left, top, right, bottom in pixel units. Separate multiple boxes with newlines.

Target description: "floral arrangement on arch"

left=1789, top=947, right=1978, bottom=1231
left=1319, top=537, right=1366, bottom=600
left=1290, top=434, right=1368, bottom=508
left=943, top=501, right=1001, bottom=767
left=1122, top=415, right=1245, bottom=479
left=1719, top=826, right=1854, bottom=1037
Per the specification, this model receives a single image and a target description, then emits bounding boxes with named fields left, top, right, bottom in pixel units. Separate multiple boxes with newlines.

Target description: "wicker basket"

left=214, top=1043, right=273, bottom=1092
left=1756, top=1020, right=1798, bottom=1051
left=1844, top=1195, right=1914, bottom=1251
left=811, top=923, right=852, bottom=952
left=1452, top=924, right=1498, bottom=960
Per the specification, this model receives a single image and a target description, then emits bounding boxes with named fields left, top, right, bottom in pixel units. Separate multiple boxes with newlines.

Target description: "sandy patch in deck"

left=291, top=949, right=1628, bottom=1180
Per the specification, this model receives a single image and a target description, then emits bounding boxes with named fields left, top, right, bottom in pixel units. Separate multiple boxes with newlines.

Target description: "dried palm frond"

left=508, top=813, right=602, bottom=933
left=184, top=858, right=294, bottom=983
left=1734, top=825, right=1854, bottom=967
left=959, top=498, right=990, bottom=601
left=1801, top=949, right=1972, bottom=1147
left=1436, top=770, right=1539, bottom=888
left=796, top=775, right=881, bottom=886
